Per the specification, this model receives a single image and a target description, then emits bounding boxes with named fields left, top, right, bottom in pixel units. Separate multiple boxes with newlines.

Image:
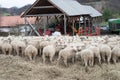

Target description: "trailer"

left=108, top=19, right=120, bottom=34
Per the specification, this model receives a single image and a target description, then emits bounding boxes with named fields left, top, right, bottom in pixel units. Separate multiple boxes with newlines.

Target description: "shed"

left=21, top=0, right=102, bottom=36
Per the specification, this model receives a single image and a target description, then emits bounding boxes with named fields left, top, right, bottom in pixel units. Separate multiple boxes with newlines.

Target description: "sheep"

left=99, top=44, right=112, bottom=64
left=24, top=45, right=38, bottom=61
left=0, top=40, right=3, bottom=54
left=87, top=45, right=101, bottom=65
left=15, top=41, right=26, bottom=57
left=39, top=41, right=51, bottom=55
left=11, top=40, right=18, bottom=55
left=27, top=40, right=40, bottom=49
left=57, top=47, right=77, bottom=66
left=111, top=46, right=120, bottom=64
left=80, top=48, right=94, bottom=72
left=42, top=41, right=59, bottom=63
left=2, top=40, right=12, bottom=55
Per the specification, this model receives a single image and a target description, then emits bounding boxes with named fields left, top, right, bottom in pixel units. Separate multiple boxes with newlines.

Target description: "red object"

left=95, top=27, right=100, bottom=35
left=38, top=29, right=43, bottom=36
left=78, top=27, right=82, bottom=35
left=85, top=27, right=89, bottom=35
left=45, top=30, right=51, bottom=35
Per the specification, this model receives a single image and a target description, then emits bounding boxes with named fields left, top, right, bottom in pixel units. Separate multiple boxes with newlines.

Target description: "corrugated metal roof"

left=83, top=5, right=102, bottom=17
left=49, top=0, right=90, bottom=16
left=22, top=0, right=102, bottom=17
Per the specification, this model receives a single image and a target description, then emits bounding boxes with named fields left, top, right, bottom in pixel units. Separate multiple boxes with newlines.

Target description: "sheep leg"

left=98, top=56, right=101, bottom=65
left=97, top=56, right=102, bottom=68
left=16, top=50, right=19, bottom=56
left=33, top=54, right=36, bottom=60
left=81, top=58, right=84, bottom=66
left=112, top=56, right=117, bottom=64
left=28, top=55, right=32, bottom=61
left=50, top=56, right=53, bottom=63
left=64, top=59, right=68, bottom=67
left=3, top=50, right=6, bottom=55
left=101, top=55, right=105, bottom=62
left=21, top=51, right=24, bottom=57
left=13, top=48, right=16, bottom=56
left=88, top=59, right=93, bottom=67
left=42, top=54, right=46, bottom=63
left=91, top=57, right=94, bottom=67
left=72, top=57, right=75, bottom=64
left=8, top=50, right=11, bottom=55
left=107, top=55, right=111, bottom=64
left=84, top=59, right=88, bottom=72
left=57, top=56, right=61, bottom=65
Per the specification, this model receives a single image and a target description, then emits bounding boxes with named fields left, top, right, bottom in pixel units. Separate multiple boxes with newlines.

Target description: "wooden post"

left=24, top=17, right=27, bottom=36
left=84, top=16, right=86, bottom=35
left=43, top=16, right=46, bottom=36
left=79, top=16, right=80, bottom=28
left=55, top=15, right=59, bottom=24
left=64, top=14, right=67, bottom=35
left=72, top=17, right=75, bottom=36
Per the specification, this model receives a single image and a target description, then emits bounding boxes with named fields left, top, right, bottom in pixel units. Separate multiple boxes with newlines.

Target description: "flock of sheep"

left=0, top=35, right=120, bottom=72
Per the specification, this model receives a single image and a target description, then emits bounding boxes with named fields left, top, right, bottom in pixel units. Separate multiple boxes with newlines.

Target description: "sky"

left=0, top=0, right=36, bottom=8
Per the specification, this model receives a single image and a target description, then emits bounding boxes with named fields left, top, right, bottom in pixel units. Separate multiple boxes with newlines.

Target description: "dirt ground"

left=0, top=55, right=120, bottom=80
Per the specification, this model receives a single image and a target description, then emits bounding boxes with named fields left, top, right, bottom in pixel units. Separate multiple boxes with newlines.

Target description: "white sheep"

left=111, top=46, right=120, bottom=64
left=57, top=47, right=77, bottom=66
left=0, top=40, right=3, bottom=54
left=39, top=41, right=51, bottom=55
left=11, top=40, right=18, bottom=55
left=2, top=40, right=12, bottom=55
left=42, top=42, right=57, bottom=63
left=99, top=44, right=111, bottom=64
left=87, top=46, right=101, bottom=65
left=15, top=41, right=26, bottom=56
left=80, top=48, right=94, bottom=72
left=25, top=45, right=38, bottom=61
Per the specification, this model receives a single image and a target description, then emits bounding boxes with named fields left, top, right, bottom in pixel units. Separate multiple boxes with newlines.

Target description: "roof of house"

left=21, top=0, right=102, bottom=17
left=0, top=16, right=36, bottom=27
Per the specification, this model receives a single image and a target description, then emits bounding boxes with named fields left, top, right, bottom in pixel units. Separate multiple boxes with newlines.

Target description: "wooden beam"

left=25, top=18, right=40, bottom=36
left=33, top=6, right=55, bottom=9
left=24, top=17, right=27, bottom=36
left=72, top=18, right=75, bottom=36
left=43, top=17, right=46, bottom=36
left=24, top=14, right=63, bottom=17
left=64, top=14, right=67, bottom=35
left=25, top=13, right=63, bottom=17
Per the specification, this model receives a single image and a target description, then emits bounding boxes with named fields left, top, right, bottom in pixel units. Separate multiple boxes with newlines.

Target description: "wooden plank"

left=25, top=18, right=40, bottom=36
left=33, top=6, right=54, bottom=9
left=64, top=14, right=67, bottom=35
left=25, top=14, right=63, bottom=17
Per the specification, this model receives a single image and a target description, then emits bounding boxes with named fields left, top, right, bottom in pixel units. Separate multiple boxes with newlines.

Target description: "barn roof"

left=83, top=5, right=102, bottom=17
left=21, top=0, right=102, bottom=17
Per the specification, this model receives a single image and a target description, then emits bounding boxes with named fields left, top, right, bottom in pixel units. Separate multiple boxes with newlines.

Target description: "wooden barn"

left=21, top=0, right=102, bottom=36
